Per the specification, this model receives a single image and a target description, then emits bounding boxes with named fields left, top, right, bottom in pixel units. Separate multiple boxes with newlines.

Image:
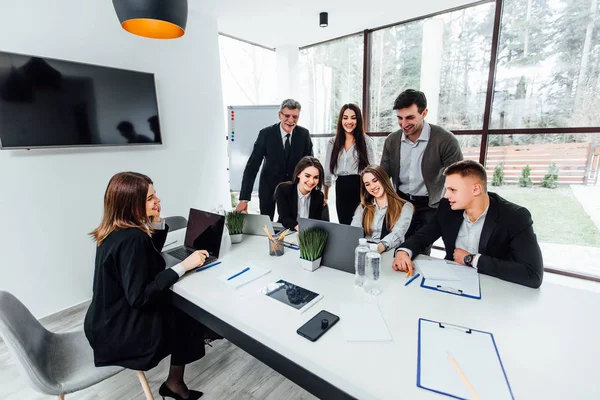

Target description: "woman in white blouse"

left=324, top=104, right=378, bottom=225
left=351, top=165, right=414, bottom=253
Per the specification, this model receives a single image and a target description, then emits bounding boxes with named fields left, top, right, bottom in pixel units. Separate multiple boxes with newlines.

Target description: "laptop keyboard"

left=167, top=248, right=217, bottom=267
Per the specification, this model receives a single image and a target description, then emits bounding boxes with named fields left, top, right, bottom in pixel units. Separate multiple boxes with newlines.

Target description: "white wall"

left=0, top=0, right=229, bottom=318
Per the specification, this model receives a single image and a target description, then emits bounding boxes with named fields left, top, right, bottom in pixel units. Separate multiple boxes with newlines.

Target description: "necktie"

left=284, top=134, right=291, bottom=162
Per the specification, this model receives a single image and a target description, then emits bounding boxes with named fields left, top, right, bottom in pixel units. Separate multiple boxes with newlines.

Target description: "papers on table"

left=218, top=264, right=271, bottom=288
left=416, top=259, right=460, bottom=281
left=340, top=303, right=392, bottom=342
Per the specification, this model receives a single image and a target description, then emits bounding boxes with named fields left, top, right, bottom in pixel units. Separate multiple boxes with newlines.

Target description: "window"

left=219, top=35, right=277, bottom=107
left=491, top=0, right=600, bottom=128
left=485, top=132, right=600, bottom=278
left=299, top=34, right=364, bottom=135
left=369, top=2, right=495, bottom=132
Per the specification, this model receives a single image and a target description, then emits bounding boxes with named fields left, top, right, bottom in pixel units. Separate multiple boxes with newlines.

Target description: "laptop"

left=242, top=213, right=284, bottom=236
left=297, top=218, right=364, bottom=274
left=162, top=208, right=225, bottom=268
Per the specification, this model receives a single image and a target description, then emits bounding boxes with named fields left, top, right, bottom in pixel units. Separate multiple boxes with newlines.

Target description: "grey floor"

left=0, top=301, right=318, bottom=400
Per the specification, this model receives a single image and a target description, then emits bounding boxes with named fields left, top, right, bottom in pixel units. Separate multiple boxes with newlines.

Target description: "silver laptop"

left=242, top=213, right=284, bottom=236
left=298, top=218, right=364, bottom=274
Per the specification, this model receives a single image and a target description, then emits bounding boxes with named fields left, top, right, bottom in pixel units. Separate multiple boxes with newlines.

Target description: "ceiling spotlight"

left=320, top=12, right=328, bottom=28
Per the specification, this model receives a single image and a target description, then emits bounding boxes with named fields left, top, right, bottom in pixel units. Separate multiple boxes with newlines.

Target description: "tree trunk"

left=575, top=0, right=597, bottom=109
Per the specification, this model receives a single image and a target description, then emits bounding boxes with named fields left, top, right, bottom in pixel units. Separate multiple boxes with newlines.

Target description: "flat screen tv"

left=0, top=50, right=161, bottom=149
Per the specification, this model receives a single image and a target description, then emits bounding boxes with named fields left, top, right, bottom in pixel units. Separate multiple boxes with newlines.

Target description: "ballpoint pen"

left=227, top=266, right=250, bottom=281
left=195, top=261, right=222, bottom=272
left=404, top=273, right=420, bottom=286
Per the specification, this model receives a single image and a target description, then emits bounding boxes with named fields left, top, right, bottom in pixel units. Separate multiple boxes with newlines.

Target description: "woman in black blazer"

left=84, top=172, right=208, bottom=400
left=275, top=156, right=326, bottom=231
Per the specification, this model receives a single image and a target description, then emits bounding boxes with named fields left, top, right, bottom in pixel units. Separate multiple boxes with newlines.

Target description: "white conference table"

left=171, top=234, right=600, bottom=400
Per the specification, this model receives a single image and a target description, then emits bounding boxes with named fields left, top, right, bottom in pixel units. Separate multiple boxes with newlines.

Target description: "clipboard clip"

left=438, top=322, right=472, bottom=334
left=436, top=285, right=463, bottom=295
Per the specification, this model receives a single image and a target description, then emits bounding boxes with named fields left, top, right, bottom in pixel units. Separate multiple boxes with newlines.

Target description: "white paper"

left=422, top=263, right=481, bottom=298
left=418, top=319, right=513, bottom=400
left=219, top=264, right=271, bottom=289
left=416, top=259, right=460, bottom=281
left=340, top=303, right=392, bottom=342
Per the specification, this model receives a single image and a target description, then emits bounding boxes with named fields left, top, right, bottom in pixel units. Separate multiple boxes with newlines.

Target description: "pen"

left=404, top=273, right=420, bottom=286
left=227, top=266, right=250, bottom=281
left=446, top=352, right=480, bottom=400
left=195, top=261, right=221, bottom=272
left=282, top=242, right=299, bottom=250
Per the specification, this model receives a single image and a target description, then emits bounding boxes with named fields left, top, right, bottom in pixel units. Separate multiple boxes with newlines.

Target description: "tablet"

left=259, top=279, right=323, bottom=313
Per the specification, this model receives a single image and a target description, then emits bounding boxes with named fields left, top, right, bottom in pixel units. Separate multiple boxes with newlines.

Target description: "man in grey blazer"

left=381, top=90, right=463, bottom=243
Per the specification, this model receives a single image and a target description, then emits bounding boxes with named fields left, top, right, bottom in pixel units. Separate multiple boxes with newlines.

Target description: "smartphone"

left=297, top=310, right=340, bottom=342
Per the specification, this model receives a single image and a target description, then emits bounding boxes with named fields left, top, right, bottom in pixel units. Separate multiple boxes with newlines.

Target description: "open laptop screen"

left=184, top=209, right=225, bottom=257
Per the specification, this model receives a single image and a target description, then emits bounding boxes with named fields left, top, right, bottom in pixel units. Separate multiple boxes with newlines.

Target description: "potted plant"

left=226, top=211, right=245, bottom=244
left=298, top=228, right=328, bottom=271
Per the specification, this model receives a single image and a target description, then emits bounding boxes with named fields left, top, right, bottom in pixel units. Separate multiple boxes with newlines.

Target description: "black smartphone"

left=297, top=310, right=340, bottom=342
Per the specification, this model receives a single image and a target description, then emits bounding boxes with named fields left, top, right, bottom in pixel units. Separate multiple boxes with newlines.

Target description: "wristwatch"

left=463, top=254, right=475, bottom=267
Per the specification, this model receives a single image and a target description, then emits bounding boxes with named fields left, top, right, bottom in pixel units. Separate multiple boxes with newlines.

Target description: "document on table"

left=218, top=264, right=271, bottom=289
left=340, top=303, right=392, bottom=342
left=419, top=261, right=481, bottom=299
left=416, top=259, right=460, bottom=281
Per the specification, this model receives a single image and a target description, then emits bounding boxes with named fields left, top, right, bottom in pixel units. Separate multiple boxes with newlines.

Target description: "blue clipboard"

left=417, top=318, right=514, bottom=399
left=420, top=274, right=481, bottom=300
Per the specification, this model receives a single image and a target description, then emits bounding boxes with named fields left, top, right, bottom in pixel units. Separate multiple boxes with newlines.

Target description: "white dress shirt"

left=297, top=185, right=311, bottom=219
left=280, top=123, right=294, bottom=147
left=351, top=200, right=415, bottom=250
left=398, top=121, right=430, bottom=196
left=324, top=135, right=378, bottom=186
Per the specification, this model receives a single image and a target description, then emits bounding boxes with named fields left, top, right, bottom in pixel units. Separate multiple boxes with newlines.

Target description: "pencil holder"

left=269, top=239, right=284, bottom=256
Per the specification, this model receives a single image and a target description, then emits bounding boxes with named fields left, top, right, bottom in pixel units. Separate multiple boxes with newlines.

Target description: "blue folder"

left=417, top=318, right=514, bottom=399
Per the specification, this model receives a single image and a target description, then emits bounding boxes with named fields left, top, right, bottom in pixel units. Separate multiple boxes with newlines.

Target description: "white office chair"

left=0, top=291, right=154, bottom=399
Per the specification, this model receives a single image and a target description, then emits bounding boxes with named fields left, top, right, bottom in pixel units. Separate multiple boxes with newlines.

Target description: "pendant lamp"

left=112, top=0, right=188, bottom=39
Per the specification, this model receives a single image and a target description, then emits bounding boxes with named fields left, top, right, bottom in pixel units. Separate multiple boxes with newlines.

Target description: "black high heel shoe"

left=158, top=382, right=203, bottom=400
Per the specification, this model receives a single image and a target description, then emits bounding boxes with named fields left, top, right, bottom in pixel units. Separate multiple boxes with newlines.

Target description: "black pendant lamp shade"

left=112, top=0, right=188, bottom=39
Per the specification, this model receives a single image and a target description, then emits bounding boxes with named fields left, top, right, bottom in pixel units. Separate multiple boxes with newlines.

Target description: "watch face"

left=464, top=254, right=473, bottom=264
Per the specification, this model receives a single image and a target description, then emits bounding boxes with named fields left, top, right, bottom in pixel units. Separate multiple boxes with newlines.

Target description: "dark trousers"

left=335, top=175, right=361, bottom=225
left=398, top=191, right=437, bottom=255
left=259, top=184, right=277, bottom=220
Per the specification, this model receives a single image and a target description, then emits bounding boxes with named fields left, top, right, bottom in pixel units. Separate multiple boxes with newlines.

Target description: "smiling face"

left=443, top=174, right=482, bottom=210
left=341, top=108, right=357, bottom=134
left=396, top=104, right=428, bottom=141
left=362, top=172, right=385, bottom=199
left=278, top=107, right=300, bottom=134
left=146, top=184, right=161, bottom=218
left=297, top=166, right=320, bottom=195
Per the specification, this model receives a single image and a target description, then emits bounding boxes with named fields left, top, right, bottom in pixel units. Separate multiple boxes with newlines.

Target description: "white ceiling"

left=201, top=0, right=480, bottom=49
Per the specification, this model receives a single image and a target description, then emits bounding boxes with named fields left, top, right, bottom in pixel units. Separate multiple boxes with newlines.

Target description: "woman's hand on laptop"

left=182, top=250, right=210, bottom=271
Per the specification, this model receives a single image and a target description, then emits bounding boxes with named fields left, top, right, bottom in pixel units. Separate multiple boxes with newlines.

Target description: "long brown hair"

left=90, top=172, right=153, bottom=245
left=359, top=165, right=406, bottom=236
left=275, top=156, right=325, bottom=196
left=330, top=104, right=369, bottom=175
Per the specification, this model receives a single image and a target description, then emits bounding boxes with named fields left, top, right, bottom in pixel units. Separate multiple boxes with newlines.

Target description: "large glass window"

left=492, top=0, right=600, bottom=128
left=219, top=35, right=277, bottom=107
left=485, top=132, right=600, bottom=278
left=369, top=2, right=495, bottom=132
left=299, top=35, right=364, bottom=135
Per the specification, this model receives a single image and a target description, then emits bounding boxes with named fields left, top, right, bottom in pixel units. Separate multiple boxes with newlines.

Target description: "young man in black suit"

left=236, top=99, right=313, bottom=219
left=392, top=160, right=544, bottom=288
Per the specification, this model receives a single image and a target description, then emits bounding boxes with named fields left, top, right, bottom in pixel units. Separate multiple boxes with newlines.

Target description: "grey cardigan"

left=380, top=123, right=463, bottom=208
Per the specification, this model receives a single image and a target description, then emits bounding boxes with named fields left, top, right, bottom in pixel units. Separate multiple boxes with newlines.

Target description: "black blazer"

left=84, top=225, right=178, bottom=370
left=274, top=182, right=325, bottom=230
left=399, top=192, right=543, bottom=288
left=240, top=123, right=313, bottom=201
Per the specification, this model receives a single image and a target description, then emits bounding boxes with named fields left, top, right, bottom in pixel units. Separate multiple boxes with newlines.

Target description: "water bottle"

left=364, top=244, right=382, bottom=295
left=354, top=238, right=369, bottom=287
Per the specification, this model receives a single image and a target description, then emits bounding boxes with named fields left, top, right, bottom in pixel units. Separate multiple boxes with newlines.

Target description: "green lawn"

left=491, top=185, right=600, bottom=246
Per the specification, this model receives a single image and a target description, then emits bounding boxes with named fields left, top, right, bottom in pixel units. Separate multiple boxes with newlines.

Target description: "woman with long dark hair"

left=275, top=156, right=326, bottom=231
left=84, top=172, right=208, bottom=400
left=324, top=104, right=378, bottom=224
left=351, top=165, right=414, bottom=253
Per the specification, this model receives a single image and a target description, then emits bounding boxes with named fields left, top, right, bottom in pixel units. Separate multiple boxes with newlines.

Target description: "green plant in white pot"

left=298, top=228, right=328, bottom=271
left=226, top=211, right=245, bottom=244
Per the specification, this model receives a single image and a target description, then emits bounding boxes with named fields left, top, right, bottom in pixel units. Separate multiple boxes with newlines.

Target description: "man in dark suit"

left=392, top=160, right=544, bottom=288
left=381, top=90, right=463, bottom=242
left=236, top=99, right=313, bottom=219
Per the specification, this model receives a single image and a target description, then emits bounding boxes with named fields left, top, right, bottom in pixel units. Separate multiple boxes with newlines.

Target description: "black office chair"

left=164, top=216, right=187, bottom=232
left=321, top=204, right=330, bottom=222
